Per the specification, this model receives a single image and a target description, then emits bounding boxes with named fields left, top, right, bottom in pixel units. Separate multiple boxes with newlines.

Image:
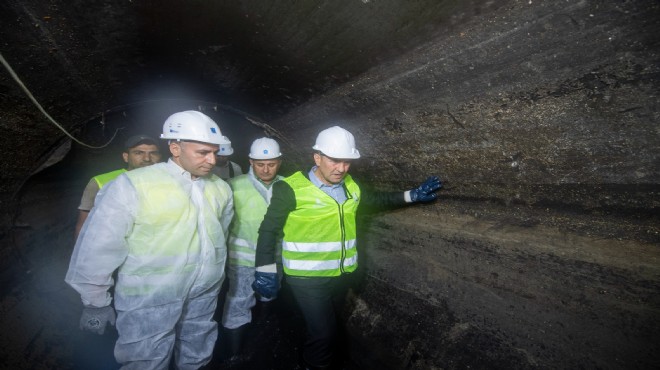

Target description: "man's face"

left=170, top=141, right=219, bottom=179
left=123, top=144, right=161, bottom=170
left=215, top=155, right=229, bottom=167
left=250, top=159, right=282, bottom=185
left=313, top=153, right=352, bottom=185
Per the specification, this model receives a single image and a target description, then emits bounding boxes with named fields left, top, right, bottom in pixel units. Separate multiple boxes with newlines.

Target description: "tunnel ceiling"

left=0, top=0, right=478, bottom=124
left=0, top=0, right=487, bottom=208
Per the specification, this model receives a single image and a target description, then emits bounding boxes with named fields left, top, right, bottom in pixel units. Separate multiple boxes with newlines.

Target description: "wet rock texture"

left=0, top=0, right=658, bottom=369
left=268, top=0, right=660, bottom=369
left=276, top=0, right=659, bottom=226
left=351, top=209, right=658, bottom=369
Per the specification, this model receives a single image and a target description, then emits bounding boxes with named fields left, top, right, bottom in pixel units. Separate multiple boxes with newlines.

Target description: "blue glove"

left=252, top=271, right=279, bottom=299
left=409, top=176, right=442, bottom=202
left=80, top=305, right=116, bottom=335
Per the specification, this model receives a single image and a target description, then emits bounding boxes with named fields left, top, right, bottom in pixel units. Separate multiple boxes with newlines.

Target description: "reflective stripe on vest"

left=117, top=165, right=231, bottom=309
left=227, top=175, right=268, bottom=267
left=93, top=169, right=127, bottom=188
left=281, top=172, right=360, bottom=277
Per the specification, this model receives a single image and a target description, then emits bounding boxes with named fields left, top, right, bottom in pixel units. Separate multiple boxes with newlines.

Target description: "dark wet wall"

left=0, top=0, right=658, bottom=369
left=269, top=1, right=660, bottom=368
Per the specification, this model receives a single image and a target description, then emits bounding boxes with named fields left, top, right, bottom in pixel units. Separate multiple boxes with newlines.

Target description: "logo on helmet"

left=210, top=128, right=217, bottom=134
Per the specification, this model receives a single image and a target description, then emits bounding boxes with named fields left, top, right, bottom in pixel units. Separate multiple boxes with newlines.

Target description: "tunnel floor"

left=0, top=165, right=361, bottom=370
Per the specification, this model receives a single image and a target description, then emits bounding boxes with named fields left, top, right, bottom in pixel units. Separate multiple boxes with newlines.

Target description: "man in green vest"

left=66, top=110, right=234, bottom=369
left=220, top=137, right=283, bottom=363
left=74, top=134, right=161, bottom=238
left=253, top=125, right=442, bottom=370
left=211, top=136, right=244, bottom=180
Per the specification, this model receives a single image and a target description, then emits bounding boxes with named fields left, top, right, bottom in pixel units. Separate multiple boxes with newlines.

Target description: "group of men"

left=66, top=110, right=442, bottom=370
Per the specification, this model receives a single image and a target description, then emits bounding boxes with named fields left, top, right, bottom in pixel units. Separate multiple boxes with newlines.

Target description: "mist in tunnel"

left=1, top=0, right=659, bottom=369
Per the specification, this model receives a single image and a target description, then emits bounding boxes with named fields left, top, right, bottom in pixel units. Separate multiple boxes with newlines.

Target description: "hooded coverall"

left=221, top=168, right=283, bottom=329
left=66, top=159, right=234, bottom=370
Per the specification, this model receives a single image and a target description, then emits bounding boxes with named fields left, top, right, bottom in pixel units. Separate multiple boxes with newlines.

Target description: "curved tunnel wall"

left=0, top=0, right=658, bottom=369
left=276, top=1, right=658, bottom=223
left=267, top=1, right=659, bottom=368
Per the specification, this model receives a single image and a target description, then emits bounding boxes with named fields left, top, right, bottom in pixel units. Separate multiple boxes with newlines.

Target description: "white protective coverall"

left=66, top=159, right=233, bottom=370
left=221, top=168, right=282, bottom=329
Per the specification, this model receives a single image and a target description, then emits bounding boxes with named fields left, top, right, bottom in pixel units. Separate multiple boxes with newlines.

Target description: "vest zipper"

left=338, top=185, right=353, bottom=274
left=338, top=200, right=346, bottom=273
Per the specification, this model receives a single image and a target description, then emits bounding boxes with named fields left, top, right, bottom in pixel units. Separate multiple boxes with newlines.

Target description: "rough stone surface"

left=354, top=208, right=659, bottom=369
left=0, top=0, right=658, bottom=369
left=275, top=0, right=659, bottom=231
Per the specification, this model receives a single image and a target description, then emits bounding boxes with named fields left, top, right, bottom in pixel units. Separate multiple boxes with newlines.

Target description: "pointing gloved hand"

left=252, top=270, right=279, bottom=299
left=80, top=305, right=116, bottom=335
left=409, top=176, right=442, bottom=202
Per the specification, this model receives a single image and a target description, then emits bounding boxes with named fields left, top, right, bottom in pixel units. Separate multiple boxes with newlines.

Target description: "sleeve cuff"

left=256, top=263, right=277, bottom=273
left=404, top=190, right=412, bottom=203
left=81, top=291, right=113, bottom=308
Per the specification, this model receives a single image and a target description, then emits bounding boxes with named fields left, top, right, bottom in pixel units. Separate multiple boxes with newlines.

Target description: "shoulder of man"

left=205, top=173, right=233, bottom=192
left=282, top=170, right=307, bottom=185
left=92, top=168, right=127, bottom=187
left=83, top=177, right=100, bottom=192
left=228, top=173, right=249, bottom=188
left=78, top=178, right=101, bottom=211
left=94, top=168, right=127, bottom=178
left=231, top=161, right=243, bottom=172
left=122, top=162, right=164, bottom=180
left=271, top=176, right=296, bottom=193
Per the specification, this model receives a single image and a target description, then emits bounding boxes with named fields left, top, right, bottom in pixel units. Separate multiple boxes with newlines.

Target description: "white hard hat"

left=217, top=136, right=234, bottom=155
left=249, top=137, right=281, bottom=160
left=312, top=126, right=360, bottom=159
left=160, top=110, right=230, bottom=145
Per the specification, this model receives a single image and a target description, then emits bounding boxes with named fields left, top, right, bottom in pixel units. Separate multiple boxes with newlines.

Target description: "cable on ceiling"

left=0, top=51, right=119, bottom=149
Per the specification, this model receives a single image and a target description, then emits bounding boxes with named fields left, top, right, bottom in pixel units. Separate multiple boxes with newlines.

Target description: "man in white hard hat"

left=74, top=134, right=162, bottom=239
left=253, top=125, right=442, bottom=370
left=211, top=136, right=243, bottom=180
left=220, top=137, right=284, bottom=364
left=66, top=110, right=234, bottom=369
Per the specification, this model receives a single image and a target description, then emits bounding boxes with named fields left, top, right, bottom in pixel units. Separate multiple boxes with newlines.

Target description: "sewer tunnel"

left=0, top=1, right=659, bottom=369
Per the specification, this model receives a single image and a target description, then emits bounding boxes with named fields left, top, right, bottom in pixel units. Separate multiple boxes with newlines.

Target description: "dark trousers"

left=287, top=275, right=351, bottom=368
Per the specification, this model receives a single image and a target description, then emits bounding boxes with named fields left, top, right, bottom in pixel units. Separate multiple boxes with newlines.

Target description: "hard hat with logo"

left=160, top=110, right=230, bottom=145
left=312, top=126, right=360, bottom=159
left=217, top=136, right=234, bottom=156
left=249, top=137, right=282, bottom=160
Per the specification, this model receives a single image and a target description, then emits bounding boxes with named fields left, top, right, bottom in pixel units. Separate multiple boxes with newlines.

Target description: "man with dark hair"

left=221, top=137, right=284, bottom=364
left=211, top=136, right=243, bottom=180
left=74, top=135, right=161, bottom=238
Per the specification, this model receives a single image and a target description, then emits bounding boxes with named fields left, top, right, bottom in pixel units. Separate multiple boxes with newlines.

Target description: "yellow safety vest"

left=116, top=165, right=231, bottom=310
left=227, top=175, right=269, bottom=267
left=281, top=172, right=360, bottom=277
left=93, top=169, right=127, bottom=188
